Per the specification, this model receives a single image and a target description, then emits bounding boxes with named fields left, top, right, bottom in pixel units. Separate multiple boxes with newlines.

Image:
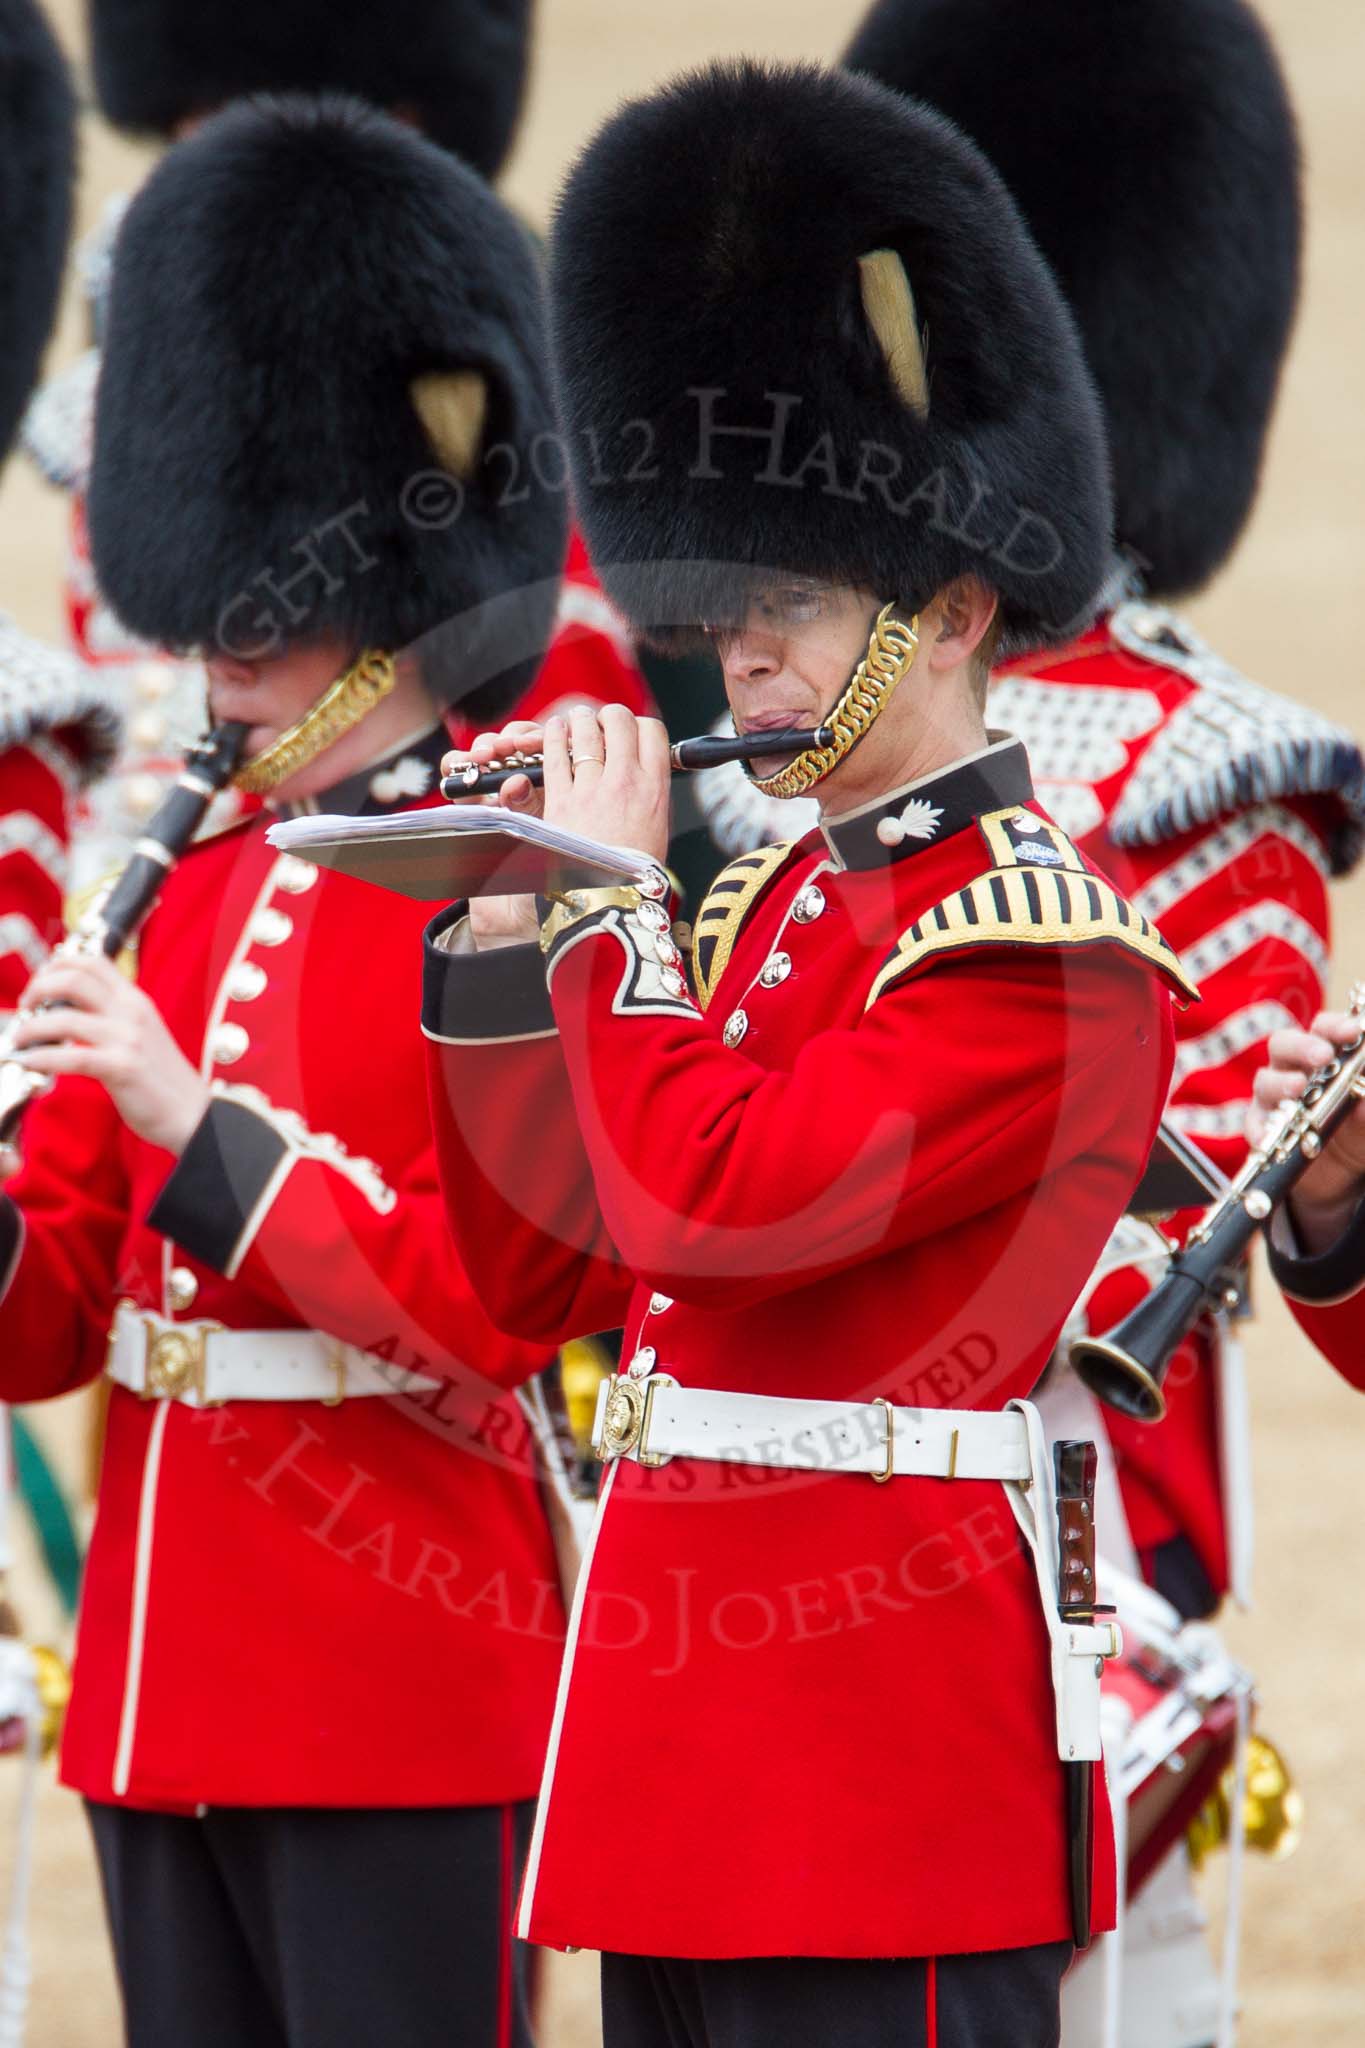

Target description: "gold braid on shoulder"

left=749, top=603, right=919, bottom=800
left=234, top=648, right=397, bottom=795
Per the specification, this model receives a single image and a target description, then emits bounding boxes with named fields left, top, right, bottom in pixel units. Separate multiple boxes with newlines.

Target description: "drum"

left=1099, top=1566, right=1253, bottom=1896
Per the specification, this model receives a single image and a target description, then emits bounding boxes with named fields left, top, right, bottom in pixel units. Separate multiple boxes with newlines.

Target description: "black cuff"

left=1266, top=1195, right=1365, bottom=1305
left=148, top=1097, right=290, bottom=1275
left=421, top=904, right=554, bottom=1043
left=0, top=1195, right=21, bottom=1301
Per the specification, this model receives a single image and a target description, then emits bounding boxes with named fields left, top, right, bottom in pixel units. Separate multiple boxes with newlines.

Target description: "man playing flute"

left=423, top=59, right=1199, bottom=2048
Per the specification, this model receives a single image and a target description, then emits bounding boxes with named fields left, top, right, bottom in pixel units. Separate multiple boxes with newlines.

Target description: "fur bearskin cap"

left=550, top=60, right=1110, bottom=656
left=0, top=0, right=75, bottom=461
left=845, top=0, right=1302, bottom=599
left=88, top=0, right=532, bottom=180
left=88, top=95, right=567, bottom=718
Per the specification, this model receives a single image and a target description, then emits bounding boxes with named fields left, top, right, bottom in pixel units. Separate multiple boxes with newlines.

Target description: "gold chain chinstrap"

left=233, top=648, right=397, bottom=796
left=750, top=605, right=920, bottom=799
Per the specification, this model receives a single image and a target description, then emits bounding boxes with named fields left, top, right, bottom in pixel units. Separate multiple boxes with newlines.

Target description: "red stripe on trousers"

left=498, top=1804, right=514, bottom=2048
left=926, top=1956, right=938, bottom=2048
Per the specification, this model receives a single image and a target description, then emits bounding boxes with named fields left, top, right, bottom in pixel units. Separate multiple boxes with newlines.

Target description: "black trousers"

left=600, top=1942, right=1073, bottom=2048
left=87, top=1799, right=535, bottom=2048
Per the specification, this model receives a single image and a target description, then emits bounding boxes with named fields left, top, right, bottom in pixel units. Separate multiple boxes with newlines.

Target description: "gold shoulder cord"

left=750, top=604, right=919, bottom=800
left=234, top=648, right=397, bottom=795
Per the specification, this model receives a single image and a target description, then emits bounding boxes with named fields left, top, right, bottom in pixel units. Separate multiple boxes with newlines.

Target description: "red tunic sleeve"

left=0, top=1074, right=130, bottom=1402
left=422, top=912, right=634, bottom=1347
left=1266, top=1202, right=1365, bottom=1392
left=143, top=1085, right=549, bottom=1393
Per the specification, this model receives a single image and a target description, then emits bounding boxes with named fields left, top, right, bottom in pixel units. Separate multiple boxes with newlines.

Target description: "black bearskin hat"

left=846, top=0, right=1302, bottom=599
left=551, top=61, right=1110, bottom=657
left=89, top=95, right=567, bottom=719
left=0, top=0, right=75, bottom=460
left=88, top=0, right=532, bottom=180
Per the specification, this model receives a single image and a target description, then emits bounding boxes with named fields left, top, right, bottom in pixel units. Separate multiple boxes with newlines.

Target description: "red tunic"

left=0, top=558, right=656, bottom=1811
left=1266, top=1210, right=1365, bottom=1392
left=0, top=615, right=121, bottom=1007
left=423, top=736, right=1188, bottom=1959
left=0, top=729, right=564, bottom=1810
left=0, top=741, right=70, bottom=1009
left=993, top=599, right=1361, bottom=1599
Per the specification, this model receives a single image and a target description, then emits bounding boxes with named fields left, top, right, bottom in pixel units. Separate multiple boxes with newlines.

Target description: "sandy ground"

left=3, top=2, right=1364, bottom=2043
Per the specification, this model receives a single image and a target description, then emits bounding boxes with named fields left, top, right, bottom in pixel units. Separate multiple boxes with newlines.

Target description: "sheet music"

left=268, top=804, right=654, bottom=881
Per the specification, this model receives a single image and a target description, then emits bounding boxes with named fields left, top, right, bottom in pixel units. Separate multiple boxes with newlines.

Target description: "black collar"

left=820, top=734, right=1033, bottom=872
left=271, top=723, right=450, bottom=822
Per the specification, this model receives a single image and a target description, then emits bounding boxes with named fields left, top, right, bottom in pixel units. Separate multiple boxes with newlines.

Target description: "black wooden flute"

left=440, top=726, right=834, bottom=800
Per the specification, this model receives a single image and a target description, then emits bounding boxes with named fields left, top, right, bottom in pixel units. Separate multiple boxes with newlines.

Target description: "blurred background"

left=2, top=2, right=1362, bottom=2042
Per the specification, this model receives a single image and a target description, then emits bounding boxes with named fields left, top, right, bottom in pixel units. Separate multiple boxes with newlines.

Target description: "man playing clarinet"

left=424, top=60, right=1199, bottom=2048
left=0, top=95, right=602, bottom=2047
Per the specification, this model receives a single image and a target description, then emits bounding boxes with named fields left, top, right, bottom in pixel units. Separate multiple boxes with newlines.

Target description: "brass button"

left=660, top=967, right=686, bottom=998
left=211, top=1021, right=250, bottom=1066
left=251, top=907, right=293, bottom=947
left=167, top=1266, right=199, bottom=1312
left=637, top=899, right=669, bottom=932
left=275, top=856, right=319, bottom=896
left=627, top=1346, right=657, bottom=1380
left=649, top=1293, right=673, bottom=1316
left=792, top=886, right=826, bottom=923
left=130, top=710, right=165, bottom=750
left=135, top=661, right=174, bottom=702
left=126, top=774, right=162, bottom=820
left=723, top=1009, right=749, bottom=1048
left=759, top=952, right=792, bottom=988
left=654, top=935, right=682, bottom=968
left=228, top=961, right=267, bottom=1003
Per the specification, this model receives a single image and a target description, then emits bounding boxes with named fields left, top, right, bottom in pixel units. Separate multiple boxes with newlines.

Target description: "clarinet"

left=442, top=725, right=835, bottom=799
left=1070, top=982, right=1365, bottom=1421
left=0, top=723, right=248, bottom=1147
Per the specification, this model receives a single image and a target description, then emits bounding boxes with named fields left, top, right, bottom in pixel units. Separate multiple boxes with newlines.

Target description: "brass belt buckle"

left=596, top=1374, right=667, bottom=1467
left=142, top=1318, right=220, bottom=1403
left=872, top=1398, right=895, bottom=1483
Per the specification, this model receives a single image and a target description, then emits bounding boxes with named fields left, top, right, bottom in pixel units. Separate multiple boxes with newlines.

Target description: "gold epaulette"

left=692, top=842, right=796, bottom=1012
left=866, top=807, right=1200, bottom=1009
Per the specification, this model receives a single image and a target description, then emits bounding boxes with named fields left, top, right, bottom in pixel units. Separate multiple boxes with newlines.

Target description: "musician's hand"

left=0, top=1146, right=18, bottom=1185
left=442, top=720, right=548, bottom=821
left=8, top=953, right=210, bottom=1154
left=541, top=707, right=672, bottom=866
left=443, top=721, right=548, bottom=949
left=1251, top=1010, right=1365, bottom=1251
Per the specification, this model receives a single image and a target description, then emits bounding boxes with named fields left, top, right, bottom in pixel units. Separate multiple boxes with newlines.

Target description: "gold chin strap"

left=233, top=648, right=397, bottom=796
left=749, top=604, right=919, bottom=800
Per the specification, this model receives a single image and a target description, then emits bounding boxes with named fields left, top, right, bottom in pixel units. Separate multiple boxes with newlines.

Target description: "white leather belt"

left=592, top=1375, right=1032, bottom=1482
left=106, top=1301, right=441, bottom=1408
left=593, top=1375, right=1121, bottom=1765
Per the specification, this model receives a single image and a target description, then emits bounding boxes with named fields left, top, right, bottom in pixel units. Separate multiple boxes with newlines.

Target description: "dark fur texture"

left=846, top=0, right=1301, bottom=598
left=550, top=61, right=1110, bottom=655
left=89, top=95, right=566, bottom=717
left=88, top=0, right=531, bottom=179
left=0, top=0, right=74, bottom=461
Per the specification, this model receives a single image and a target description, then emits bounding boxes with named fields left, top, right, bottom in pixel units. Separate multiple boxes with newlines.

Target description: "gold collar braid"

left=233, top=649, right=397, bottom=796
left=748, top=604, right=919, bottom=799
